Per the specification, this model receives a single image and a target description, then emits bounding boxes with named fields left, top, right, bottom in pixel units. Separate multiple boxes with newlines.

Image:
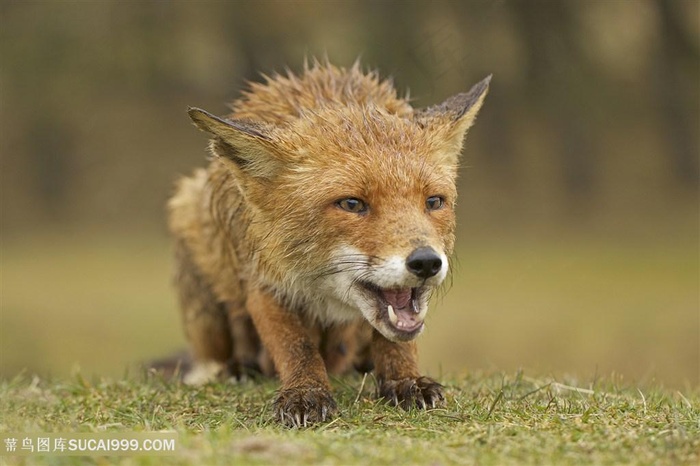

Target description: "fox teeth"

left=387, top=304, right=398, bottom=325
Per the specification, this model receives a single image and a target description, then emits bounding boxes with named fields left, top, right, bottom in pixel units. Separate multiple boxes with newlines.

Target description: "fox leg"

left=246, top=286, right=337, bottom=427
left=352, top=322, right=374, bottom=373
left=227, top=305, right=267, bottom=377
left=371, top=330, right=445, bottom=409
left=320, top=322, right=362, bottom=375
left=174, top=241, right=232, bottom=384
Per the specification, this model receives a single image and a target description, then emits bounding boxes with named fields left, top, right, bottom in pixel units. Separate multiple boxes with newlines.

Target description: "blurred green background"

left=1, top=0, right=698, bottom=389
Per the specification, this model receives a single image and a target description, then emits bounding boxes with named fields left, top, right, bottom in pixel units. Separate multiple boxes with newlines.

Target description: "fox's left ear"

left=188, top=107, right=284, bottom=180
left=416, top=75, right=491, bottom=160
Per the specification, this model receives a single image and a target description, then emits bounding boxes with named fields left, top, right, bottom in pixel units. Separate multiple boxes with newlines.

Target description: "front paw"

left=378, top=376, right=445, bottom=410
left=273, top=386, right=338, bottom=427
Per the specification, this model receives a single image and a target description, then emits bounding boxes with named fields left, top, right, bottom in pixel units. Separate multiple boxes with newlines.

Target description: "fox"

left=167, top=60, right=489, bottom=427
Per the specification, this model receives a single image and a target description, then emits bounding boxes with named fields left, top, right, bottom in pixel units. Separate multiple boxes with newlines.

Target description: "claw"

left=379, top=377, right=446, bottom=411
left=272, top=387, right=337, bottom=427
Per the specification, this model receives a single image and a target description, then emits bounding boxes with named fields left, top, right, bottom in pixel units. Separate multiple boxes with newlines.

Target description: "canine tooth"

left=387, top=304, right=398, bottom=325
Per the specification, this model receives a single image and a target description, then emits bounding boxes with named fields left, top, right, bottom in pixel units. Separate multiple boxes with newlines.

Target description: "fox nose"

left=406, top=247, right=442, bottom=279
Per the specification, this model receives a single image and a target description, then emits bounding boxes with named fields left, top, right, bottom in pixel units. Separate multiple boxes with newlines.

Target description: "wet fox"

left=168, top=61, right=489, bottom=427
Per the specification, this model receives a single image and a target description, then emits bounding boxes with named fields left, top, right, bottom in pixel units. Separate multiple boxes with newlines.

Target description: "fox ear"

left=188, top=107, right=281, bottom=179
left=416, top=75, right=491, bottom=159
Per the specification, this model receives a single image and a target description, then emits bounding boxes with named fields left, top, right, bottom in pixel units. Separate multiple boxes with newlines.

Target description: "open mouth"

left=360, top=282, right=427, bottom=335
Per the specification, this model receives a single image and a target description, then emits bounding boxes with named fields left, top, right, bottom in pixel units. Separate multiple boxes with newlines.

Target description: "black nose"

left=406, top=247, right=442, bottom=279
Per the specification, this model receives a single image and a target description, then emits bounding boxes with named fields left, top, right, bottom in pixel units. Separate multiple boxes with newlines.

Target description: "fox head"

left=188, top=74, right=490, bottom=342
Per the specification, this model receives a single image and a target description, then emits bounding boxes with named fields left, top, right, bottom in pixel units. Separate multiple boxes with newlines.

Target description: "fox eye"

left=426, top=196, right=445, bottom=211
left=336, top=198, right=368, bottom=214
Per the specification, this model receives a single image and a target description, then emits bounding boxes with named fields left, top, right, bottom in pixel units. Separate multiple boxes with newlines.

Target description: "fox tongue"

left=382, top=288, right=412, bottom=310
left=383, top=287, right=425, bottom=331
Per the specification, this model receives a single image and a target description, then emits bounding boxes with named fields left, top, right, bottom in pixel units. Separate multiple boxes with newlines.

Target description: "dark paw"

left=273, top=386, right=338, bottom=428
left=378, top=376, right=445, bottom=410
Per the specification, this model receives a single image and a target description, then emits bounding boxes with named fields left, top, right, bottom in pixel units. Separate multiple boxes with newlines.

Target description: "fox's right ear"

left=415, top=75, right=491, bottom=162
left=188, top=107, right=281, bottom=179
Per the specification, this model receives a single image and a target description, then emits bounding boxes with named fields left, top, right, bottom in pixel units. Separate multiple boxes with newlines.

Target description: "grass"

left=1, top=371, right=698, bottom=465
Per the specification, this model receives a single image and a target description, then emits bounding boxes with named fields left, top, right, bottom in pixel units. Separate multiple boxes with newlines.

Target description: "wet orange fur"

left=168, top=60, right=489, bottom=426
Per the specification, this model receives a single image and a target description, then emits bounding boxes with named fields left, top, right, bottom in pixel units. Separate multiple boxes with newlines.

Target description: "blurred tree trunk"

left=29, top=116, right=74, bottom=221
left=655, top=0, right=699, bottom=189
left=511, top=1, right=598, bottom=208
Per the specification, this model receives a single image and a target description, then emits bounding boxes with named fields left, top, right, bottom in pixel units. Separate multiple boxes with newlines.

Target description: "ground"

left=1, top=371, right=697, bottom=465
